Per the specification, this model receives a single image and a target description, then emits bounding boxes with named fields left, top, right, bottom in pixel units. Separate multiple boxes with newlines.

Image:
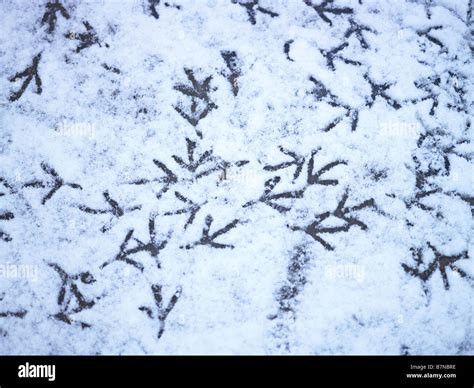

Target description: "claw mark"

left=244, top=176, right=304, bottom=213
left=290, top=191, right=375, bottom=250
left=128, top=158, right=177, bottom=199
left=41, top=1, right=70, bottom=33
left=232, top=0, right=279, bottom=25
left=102, top=63, right=121, bottom=74
left=173, top=68, right=217, bottom=137
left=402, top=243, right=472, bottom=293
left=412, top=75, right=440, bottom=115
left=417, top=26, right=446, bottom=52
left=320, top=42, right=361, bottom=71
left=0, top=310, right=27, bottom=318
left=66, top=21, right=102, bottom=53
left=264, top=146, right=305, bottom=182
left=407, top=155, right=442, bottom=212
left=23, top=162, right=82, bottom=205
left=307, top=148, right=347, bottom=186
left=411, top=72, right=468, bottom=115
left=284, top=39, right=294, bottom=62
left=9, top=53, right=42, bottom=102
left=343, top=18, right=374, bottom=49
left=78, top=191, right=141, bottom=232
left=102, top=214, right=170, bottom=270
left=182, top=215, right=240, bottom=249
left=363, top=73, right=401, bottom=110
left=250, top=146, right=346, bottom=212
left=309, top=76, right=359, bottom=131
left=127, top=138, right=247, bottom=199
left=172, top=138, right=213, bottom=173
left=48, top=263, right=97, bottom=328
left=221, top=50, right=241, bottom=96
left=100, top=229, right=144, bottom=272
left=172, top=137, right=248, bottom=180
left=164, top=191, right=204, bottom=229
left=139, top=284, right=182, bottom=339
left=303, top=0, right=353, bottom=27
left=126, top=214, right=170, bottom=267
left=0, top=304, right=27, bottom=336
left=0, top=211, right=14, bottom=242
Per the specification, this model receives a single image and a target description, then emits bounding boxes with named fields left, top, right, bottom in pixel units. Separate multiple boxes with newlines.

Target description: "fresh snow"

left=0, top=0, right=473, bottom=355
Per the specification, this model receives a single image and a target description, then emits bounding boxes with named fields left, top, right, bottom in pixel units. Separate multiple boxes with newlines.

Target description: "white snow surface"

left=0, top=0, right=473, bottom=354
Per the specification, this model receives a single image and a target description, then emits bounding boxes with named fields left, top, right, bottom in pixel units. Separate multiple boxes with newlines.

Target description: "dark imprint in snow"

left=268, top=246, right=310, bottom=352
left=48, top=262, right=97, bottom=329
left=66, top=21, right=105, bottom=53
left=0, top=301, right=27, bottom=337
left=249, top=147, right=346, bottom=213
left=41, top=1, right=70, bottom=34
left=23, top=162, right=82, bottom=205
left=128, top=138, right=248, bottom=199
left=303, top=0, right=353, bottom=27
left=232, top=0, right=279, bottom=25
left=402, top=243, right=472, bottom=293
left=164, top=191, right=205, bottom=230
left=9, top=53, right=42, bottom=102
left=78, top=190, right=142, bottom=233
left=0, top=211, right=14, bottom=242
left=101, top=214, right=170, bottom=271
left=289, top=191, right=375, bottom=251
left=221, top=50, right=241, bottom=96
left=181, top=215, right=240, bottom=249
left=139, top=284, right=182, bottom=339
left=173, top=68, right=218, bottom=138
left=147, top=0, right=181, bottom=19
left=308, top=76, right=359, bottom=131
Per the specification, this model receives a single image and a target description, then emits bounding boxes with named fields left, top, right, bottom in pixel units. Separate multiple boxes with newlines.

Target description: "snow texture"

left=0, top=0, right=473, bottom=355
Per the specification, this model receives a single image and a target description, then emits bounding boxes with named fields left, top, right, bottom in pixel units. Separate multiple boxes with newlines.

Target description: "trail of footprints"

left=2, top=0, right=472, bottom=349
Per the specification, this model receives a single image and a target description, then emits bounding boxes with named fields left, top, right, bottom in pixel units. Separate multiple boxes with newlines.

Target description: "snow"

left=0, top=0, right=472, bottom=355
